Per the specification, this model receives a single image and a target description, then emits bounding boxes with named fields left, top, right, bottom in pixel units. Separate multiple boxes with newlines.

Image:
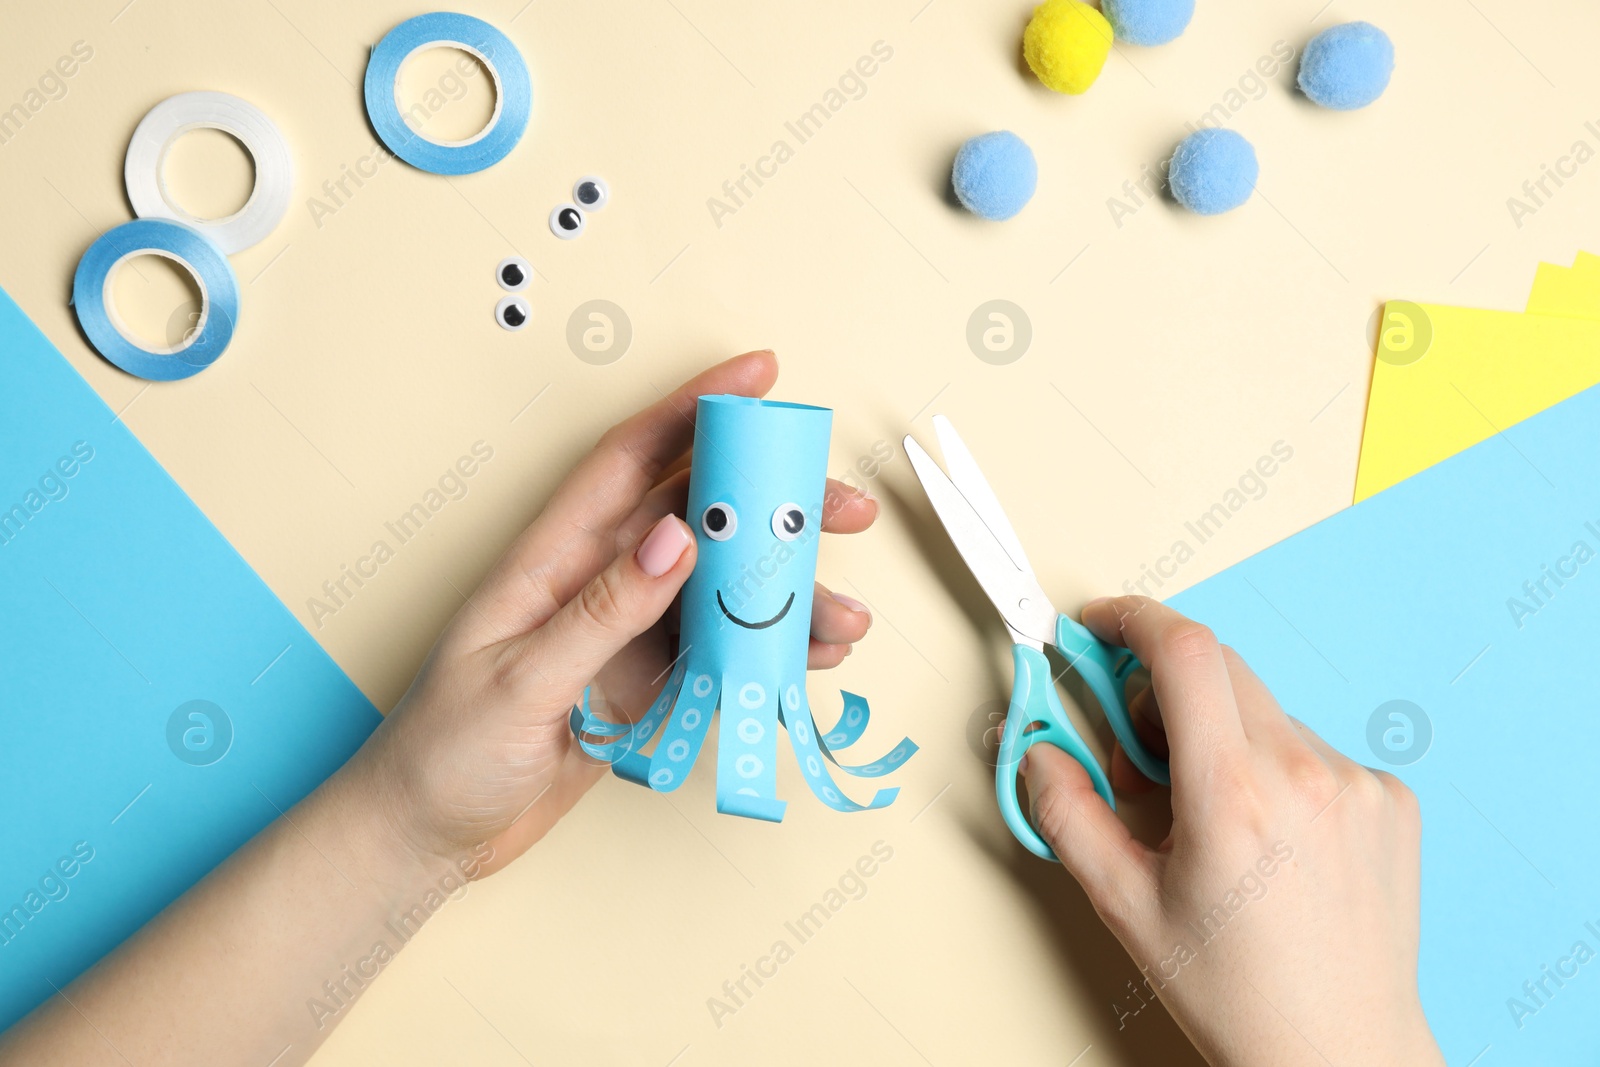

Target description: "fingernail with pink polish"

left=637, top=517, right=692, bottom=577
left=833, top=593, right=872, bottom=621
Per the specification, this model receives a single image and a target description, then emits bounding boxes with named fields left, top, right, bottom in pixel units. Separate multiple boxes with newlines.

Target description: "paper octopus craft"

left=571, top=395, right=916, bottom=822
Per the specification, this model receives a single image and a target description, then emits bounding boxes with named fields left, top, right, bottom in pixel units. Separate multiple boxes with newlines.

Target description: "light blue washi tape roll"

left=71, top=218, right=239, bottom=382
left=364, top=12, right=532, bottom=175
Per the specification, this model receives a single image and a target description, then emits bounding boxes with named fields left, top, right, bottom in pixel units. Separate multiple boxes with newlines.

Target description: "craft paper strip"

left=1353, top=305, right=1600, bottom=502
left=0, top=288, right=379, bottom=1029
left=572, top=396, right=914, bottom=820
left=1174, top=381, right=1600, bottom=1064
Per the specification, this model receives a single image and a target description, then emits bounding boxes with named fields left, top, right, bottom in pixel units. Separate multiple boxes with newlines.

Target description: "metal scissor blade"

left=904, top=434, right=1058, bottom=648
left=931, top=414, right=1036, bottom=579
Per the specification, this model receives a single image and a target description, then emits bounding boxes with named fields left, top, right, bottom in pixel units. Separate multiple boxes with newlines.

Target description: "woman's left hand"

left=352, top=349, right=878, bottom=876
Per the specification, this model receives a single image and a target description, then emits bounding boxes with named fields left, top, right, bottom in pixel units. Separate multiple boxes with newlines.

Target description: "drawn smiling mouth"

left=717, top=590, right=795, bottom=630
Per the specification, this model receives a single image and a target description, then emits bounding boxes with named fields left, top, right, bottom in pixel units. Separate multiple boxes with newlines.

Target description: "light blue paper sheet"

left=1172, top=383, right=1600, bottom=1063
left=0, top=289, right=379, bottom=1029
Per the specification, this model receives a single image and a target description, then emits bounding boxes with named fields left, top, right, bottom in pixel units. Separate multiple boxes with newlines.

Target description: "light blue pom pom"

left=1102, top=0, right=1195, bottom=47
left=1299, top=22, right=1394, bottom=110
left=1168, top=128, right=1258, bottom=216
left=952, top=131, right=1037, bottom=221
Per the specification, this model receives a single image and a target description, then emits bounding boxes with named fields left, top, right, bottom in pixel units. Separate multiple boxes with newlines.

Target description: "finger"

left=1022, top=743, right=1157, bottom=922
left=1126, top=683, right=1169, bottom=760
left=472, top=351, right=778, bottom=641
left=1287, top=715, right=1355, bottom=772
left=1219, top=650, right=1351, bottom=782
left=1218, top=645, right=1301, bottom=750
left=615, top=469, right=692, bottom=553
left=623, top=475, right=870, bottom=579
left=1108, top=683, right=1169, bottom=793
left=618, top=474, right=874, bottom=568
left=1110, top=742, right=1163, bottom=796
left=807, top=640, right=851, bottom=670
left=539, top=350, right=776, bottom=541
left=821, top=481, right=878, bottom=534
left=811, top=583, right=872, bottom=646
left=1081, top=596, right=1248, bottom=795
left=658, top=449, right=693, bottom=483
left=1371, top=768, right=1423, bottom=830
left=500, top=516, right=697, bottom=703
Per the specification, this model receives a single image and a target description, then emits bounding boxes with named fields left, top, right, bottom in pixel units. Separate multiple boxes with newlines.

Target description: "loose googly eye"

left=771, top=503, right=806, bottom=541
left=496, top=256, right=531, bottom=291
left=701, top=502, right=737, bottom=541
left=550, top=204, right=585, bottom=239
left=495, top=295, right=531, bottom=331
left=573, top=175, right=609, bottom=210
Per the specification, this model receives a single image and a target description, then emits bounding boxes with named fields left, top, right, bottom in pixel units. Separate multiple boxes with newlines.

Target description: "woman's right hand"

left=1021, top=596, right=1443, bottom=1067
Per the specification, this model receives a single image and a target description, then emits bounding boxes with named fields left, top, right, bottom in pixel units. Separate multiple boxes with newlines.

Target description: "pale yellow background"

left=2, top=0, right=1598, bottom=1063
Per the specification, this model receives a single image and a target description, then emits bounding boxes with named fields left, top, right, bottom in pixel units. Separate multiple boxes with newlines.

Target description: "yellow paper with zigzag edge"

left=1354, top=303, right=1600, bottom=502
left=1526, top=259, right=1600, bottom=320
left=1354, top=254, right=1600, bottom=502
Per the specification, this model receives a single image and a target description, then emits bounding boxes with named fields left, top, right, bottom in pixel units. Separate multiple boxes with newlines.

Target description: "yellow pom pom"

left=1023, top=0, right=1113, bottom=95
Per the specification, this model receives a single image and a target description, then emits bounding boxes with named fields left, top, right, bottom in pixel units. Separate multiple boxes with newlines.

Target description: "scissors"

left=905, top=415, right=1171, bottom=860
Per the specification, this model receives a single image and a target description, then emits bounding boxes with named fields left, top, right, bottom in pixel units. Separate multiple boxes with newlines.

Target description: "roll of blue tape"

left=364, top=13, right=532, bottom=175
left=71, top=218, right=239, bottom=382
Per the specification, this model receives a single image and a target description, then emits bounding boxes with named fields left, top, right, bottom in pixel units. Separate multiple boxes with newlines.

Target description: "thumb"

left=1022, top=743, right=1156, bottom=922
left=514, top=515, right=697, bottom=701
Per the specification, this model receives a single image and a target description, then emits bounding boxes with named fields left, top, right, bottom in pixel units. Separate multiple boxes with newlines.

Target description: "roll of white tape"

left=124, top=91, right=293, bottom=255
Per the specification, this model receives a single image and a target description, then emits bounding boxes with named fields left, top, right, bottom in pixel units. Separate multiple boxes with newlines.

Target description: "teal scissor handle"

left=996, top=643, right=1114, bottom=861
left=1054, top=615, right=1170, bottom=788
left=995, top=620, right=1172, bottom=862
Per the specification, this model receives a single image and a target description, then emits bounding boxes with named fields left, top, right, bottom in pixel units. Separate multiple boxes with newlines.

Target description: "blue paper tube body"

left=571, top=396, right=916, bottom=821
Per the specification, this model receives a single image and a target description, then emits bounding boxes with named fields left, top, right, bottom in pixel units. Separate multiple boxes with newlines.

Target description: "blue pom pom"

left=1168, top=129, right=1258, bottom=216
left=1299, top=22, right=1394, bottom=110
left=1102, top=0, right=1194, bottom=47
left=952, top=131, right=1037, bottom=221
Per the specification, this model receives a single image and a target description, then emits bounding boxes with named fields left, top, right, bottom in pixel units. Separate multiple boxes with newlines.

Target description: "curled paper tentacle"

left=781, top=686, right=903, bottom=811
left=570, top=658, right=687, bottom=765
left=637, top=667, right=718, bottom=792
left=569, top=395, right=915, bottom=822
left=812, top=690, right=917, bottom=778
left=818, top=690, right=874, bottom=751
